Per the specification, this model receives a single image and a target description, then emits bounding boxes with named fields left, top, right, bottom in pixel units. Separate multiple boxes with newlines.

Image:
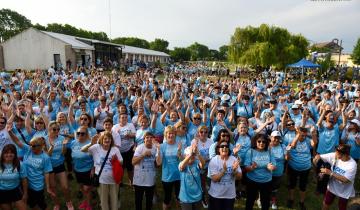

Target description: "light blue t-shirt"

left=342, top=132, right=360, bottom=159
left=317, top=123, right=340, bottom=154
left=135, top=127, right=154, bottom=145
left=179, top=161, right=202, bottom=203
left=234, top=134, right=251, bottom=166
left=45, top=135, right=65, bottom=167
left=70, top=139, right=94, bottom=172
left=244, top=149, right=276, bottom=183
left=159, top=141, right=181, bottom=182
left=0, top=163, right=27, bottom=190
left=22, top=145, right=52, bottom=191
left=288, top=138, right=312, bottom=171
left=270, top=144, right=286, bottom=176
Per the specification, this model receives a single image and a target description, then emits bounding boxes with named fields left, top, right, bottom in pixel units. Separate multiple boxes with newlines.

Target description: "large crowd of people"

left=0, top=66, right=358, bottom=210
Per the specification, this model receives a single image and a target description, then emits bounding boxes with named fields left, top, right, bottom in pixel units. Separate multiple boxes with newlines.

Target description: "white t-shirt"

left=88, top=144, right=123, bottom=184
left=112, top=123, right=136, bottom=153
left=321, top=152, right=357, bottom=199
left=208, top=155, right=241, bottom=199
left=132, top=144, right=157, bottom=187
left=33, top=106, right=50, bottom=117
left=0, top=129, right=13, bottom=155
left=94, top=106, right=113, bottom=130
left=191, top=138, right=213, bottom=162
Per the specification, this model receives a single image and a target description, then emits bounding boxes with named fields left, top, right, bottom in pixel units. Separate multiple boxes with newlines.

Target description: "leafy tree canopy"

left=0, top=8, right=32, bottom=42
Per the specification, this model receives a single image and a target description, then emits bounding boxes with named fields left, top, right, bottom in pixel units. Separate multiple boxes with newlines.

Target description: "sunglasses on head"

left=31, top=144, right=42, bottom=148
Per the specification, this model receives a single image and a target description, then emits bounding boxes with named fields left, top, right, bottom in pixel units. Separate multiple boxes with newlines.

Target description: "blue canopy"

left=287, top=58, right=321, bottom=68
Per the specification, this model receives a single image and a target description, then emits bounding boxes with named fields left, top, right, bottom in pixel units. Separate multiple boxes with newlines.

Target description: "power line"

left=108, top=0, right=112, bottom=40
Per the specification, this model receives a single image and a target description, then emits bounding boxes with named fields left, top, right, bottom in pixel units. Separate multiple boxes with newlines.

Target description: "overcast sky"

left=1, top=0, right=359, bottom=52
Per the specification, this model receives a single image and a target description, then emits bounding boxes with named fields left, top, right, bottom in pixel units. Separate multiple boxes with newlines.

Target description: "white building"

left=0, top=27, right=170, bottom=70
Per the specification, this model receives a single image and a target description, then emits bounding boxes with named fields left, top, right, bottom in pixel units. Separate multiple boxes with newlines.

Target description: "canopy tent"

left=286, top=58, right=321, bottom=84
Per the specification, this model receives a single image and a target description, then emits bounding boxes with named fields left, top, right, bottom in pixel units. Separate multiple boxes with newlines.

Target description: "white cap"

left=221, top=94, right=230, bottom=101
left=350, top=119, right=360, bottom=127
left=295, top=100, right=303, bottom=105
left=271, top=131, right=281, bottom=137
left=291, top=104, right=299, bottom=109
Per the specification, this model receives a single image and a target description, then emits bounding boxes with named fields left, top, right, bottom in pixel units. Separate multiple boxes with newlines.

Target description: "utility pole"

left=338, top=39, right=342, bottom=67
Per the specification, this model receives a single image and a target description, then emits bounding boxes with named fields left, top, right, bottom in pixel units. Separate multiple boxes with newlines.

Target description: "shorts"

left=27, top=188, right=47, bottom=210
left=50, top=163, right=66, bottom=174
left=323, top=189, right=348, bottom=210
left=121, top=147, right=134, bottom=172
left=287, top=166, right=310, bottom=191
left=0, top=186, right=23, bottom=204
left=75, top=170, right=92, bottom=186
left=162, top=180, right=180, bottom=205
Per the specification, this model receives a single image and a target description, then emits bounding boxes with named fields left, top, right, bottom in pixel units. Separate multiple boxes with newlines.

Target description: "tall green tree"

left=219, top=45, right=228, bottom=61
left=112, top=37, right=150, bottom=49
left=228, top=24, right=309, bottom=68
left=352, top=38, right=360, bottom=65
left=149, top=38, right=169, bottom=53
left=170, top=47, right=191, bottom=62
left=0, top=9, right=32, bottom=42
left=187, top=42, right=210, bottom=61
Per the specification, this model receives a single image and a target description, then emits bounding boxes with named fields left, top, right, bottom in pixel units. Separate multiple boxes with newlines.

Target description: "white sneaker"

left=271, top=203, right=278, bottom=209
left=202, top=200, right=208, bottom=209
left=256, top=199, right=262, bottom=209
left=152, top=194, right=158, bottom=204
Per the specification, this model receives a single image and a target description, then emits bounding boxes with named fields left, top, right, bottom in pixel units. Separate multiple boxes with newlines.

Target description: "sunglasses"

left=76, top=132, right=86, bottom=136
left=287, top=123, right=295, bottom=126
left=219, top=145, right=229, bottom=149
left=100, top=99, right=106, bottom=102
left=52, top=128, right=60, bottom=132
left=221, top=134, right=230, bottom=138
left=80, top=118, right=88, bottom=121
left=264, top=103, right=269, bottom=106
left=36, top=122, right=44, bottom=125
left=0, top=121, right=5, bottom=124
left=200, top=131, right=207, bottom=134
left=31, top=144, right=42, bottom=148
left=257, top=140, right=266, bottom=144
left=194, top=118, right=201, bottom=120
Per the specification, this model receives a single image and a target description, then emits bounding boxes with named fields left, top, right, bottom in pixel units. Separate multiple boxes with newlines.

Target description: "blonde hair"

left=197, top=125, right=208, bottom=133
left=98, top=131, right=114, bottom=147
left=164, top=125, right=176, bottom=137
left=29, top=136, right=45, bottom=146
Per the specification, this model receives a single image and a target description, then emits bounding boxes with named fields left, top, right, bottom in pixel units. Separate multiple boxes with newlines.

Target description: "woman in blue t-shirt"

left=156, top=125, right=182, bottom=210
left=178, top=145, right=205, bottom=210
left=0, top=144, right=27, bottom=210
left=66, top=126, right=94, bottom=210
left=286, top=127, right=317, bottom=210
left=244, top=133, right=276, bottom=210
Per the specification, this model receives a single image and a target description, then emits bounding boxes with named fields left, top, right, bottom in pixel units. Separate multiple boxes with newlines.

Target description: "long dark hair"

left=215, top=129, right=231, bottom=143
left=0, top=144, right=20, bottom=172
left=251, top=133, right=270, bottom=151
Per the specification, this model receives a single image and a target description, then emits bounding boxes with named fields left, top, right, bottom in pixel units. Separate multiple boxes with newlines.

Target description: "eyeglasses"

left=80, top=118, right=88, bottom=121
left=257, top=140, right=266, bottom=144
left=194, top=118, right=201, bottom=120
left=76, top=132, right=86, bottom=136
left=52, top=128, right=60, bottom=132
left=219, top=145, right=229, bottom=149
left=31, top=144, right=42, bottom=148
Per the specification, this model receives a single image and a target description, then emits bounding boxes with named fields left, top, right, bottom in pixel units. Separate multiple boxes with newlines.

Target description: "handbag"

left=91, top=147, right=111, bottom=187
left=111, top=154, right=124, bottom=184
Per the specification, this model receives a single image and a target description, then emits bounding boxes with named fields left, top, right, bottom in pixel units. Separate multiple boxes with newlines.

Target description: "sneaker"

left=202, top=199, right=208, bottom=209
left=78, top=201, right=88, bottom=209
left=53, top=205, right=60, bottom=210
left=66, top=202, right=74, bottom=210
left=256, top=199, right=262, bottom=209
left=286, top=200, right=294, bottom=208
left=271, top=203, right=278, bottom=209
left=299, top=202, right=307, bottom=210
left=152, top=194, right=158, bottom=205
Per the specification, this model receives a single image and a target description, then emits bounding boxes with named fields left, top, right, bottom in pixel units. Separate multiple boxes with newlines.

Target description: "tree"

left=351, top=38, right=360, bottom=65
left=187, top=42, right=210, bottom=61
left=0, top=9, right=32, bottom=42
left=170, top=47, right=191, bottom=62
left=149, top=38, right=169, bottom=53
left=112, top=37, right=150, bottom=49
left=219, top=45, right=228, bottom=61
left=228, top=24, right=309, bottom=69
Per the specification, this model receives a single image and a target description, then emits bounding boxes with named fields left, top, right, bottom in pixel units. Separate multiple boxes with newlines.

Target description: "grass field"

left=47, top=166, right=360, bottom=210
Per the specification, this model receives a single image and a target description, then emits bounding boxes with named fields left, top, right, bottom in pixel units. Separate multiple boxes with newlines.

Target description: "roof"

left=313, top=41, right=343, bottom=51
left=41, top=31, right=95, bottom=50
left=120, top=45, right=170, bottom=57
